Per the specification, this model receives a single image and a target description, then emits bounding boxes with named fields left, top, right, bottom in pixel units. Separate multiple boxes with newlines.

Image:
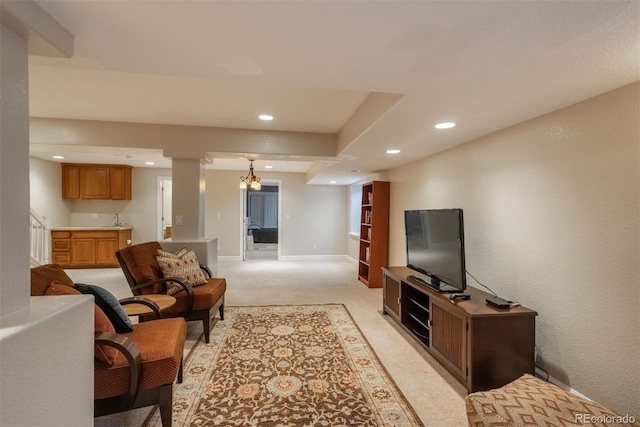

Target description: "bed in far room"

left=252, top=228, right=278, bottom=243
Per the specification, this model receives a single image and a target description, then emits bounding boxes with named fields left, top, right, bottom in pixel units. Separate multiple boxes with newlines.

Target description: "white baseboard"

left=218, top=255, right=242, bottom=261
left=279, top=254, right=351, bottom=261
left=219, top=255, right=354, bottom=262
left=534, top=367, right=594, bottom=402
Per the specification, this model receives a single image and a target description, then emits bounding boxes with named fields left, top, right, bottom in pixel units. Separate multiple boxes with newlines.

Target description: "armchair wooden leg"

left=219, top=303, right=224, bottom=321
left=158, top=384, right=173, bottom=427
left=177, top=357, right=183, bottom=384
left=203, top=315, right=210, bottom=344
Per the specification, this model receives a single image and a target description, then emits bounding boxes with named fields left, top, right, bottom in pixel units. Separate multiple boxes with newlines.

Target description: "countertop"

left=50, top=226, right=133, bottom=231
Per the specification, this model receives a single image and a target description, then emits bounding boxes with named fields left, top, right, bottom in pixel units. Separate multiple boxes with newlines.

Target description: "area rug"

left=143, top=304, right=424, bottom=426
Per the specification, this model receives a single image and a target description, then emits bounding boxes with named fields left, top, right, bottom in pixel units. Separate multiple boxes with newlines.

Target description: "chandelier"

left=239, top=159, right=261, bottom=190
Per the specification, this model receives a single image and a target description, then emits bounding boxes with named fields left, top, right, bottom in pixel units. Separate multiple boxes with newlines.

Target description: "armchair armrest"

left=130, top=278, right=169, bottom=293
left=130, top=276, right=194, bottom=317
left=119, top=296, right=162, bottom=319
left=200, top=264, right=213, bottom=278
left=163, top=277, right=195, bottom=317
left=95, top=332, right=142, bottom=407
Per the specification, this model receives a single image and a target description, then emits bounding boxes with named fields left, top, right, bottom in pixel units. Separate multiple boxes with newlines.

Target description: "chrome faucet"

left=113, top=213, right=122, bottom=227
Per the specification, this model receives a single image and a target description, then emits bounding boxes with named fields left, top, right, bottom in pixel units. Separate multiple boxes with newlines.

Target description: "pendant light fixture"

left=239, top=159, right=261, bottom=190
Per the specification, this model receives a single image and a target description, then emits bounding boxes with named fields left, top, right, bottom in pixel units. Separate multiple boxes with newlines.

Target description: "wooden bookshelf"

left=358, top=181, right=390, bottom=288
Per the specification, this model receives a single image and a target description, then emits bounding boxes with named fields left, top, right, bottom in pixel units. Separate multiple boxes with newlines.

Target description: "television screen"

left=404, top=209, right=466, bottom=292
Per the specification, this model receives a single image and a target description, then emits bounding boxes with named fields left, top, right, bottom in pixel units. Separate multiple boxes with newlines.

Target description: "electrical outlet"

left=313, top=244, right=318, bottom=251
left=91, top=213, right=98, bottom=219
left=175, top=215, right=183, bottom=226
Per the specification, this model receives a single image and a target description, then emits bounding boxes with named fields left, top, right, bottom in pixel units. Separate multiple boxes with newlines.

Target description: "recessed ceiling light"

left=330, top=181, right=337, bottom=184
left=53, top=155, right=64, bottom=159
left=265, top=165, right=273, bottom=169
left=435, top=122, right=456, bottom=129
left=258, top=114, right=273, bottom=121
left=145, top=161, right=155, bottom=165
left=386, top=149, right=400, bottom=154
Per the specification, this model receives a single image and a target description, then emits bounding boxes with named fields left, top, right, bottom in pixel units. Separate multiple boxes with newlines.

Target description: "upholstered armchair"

left=116, top=241, right=226, bottom=343
left=30, top=263, right=186, bottom=427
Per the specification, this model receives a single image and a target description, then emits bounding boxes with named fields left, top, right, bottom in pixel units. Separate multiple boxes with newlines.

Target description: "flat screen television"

left=404, top=209, right=466, bottom=293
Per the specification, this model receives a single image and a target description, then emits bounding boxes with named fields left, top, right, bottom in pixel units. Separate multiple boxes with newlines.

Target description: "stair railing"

left=30, top=209, right=50, bottom=265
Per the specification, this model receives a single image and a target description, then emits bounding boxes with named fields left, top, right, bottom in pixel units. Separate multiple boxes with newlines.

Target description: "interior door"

left=157, top=176, right=173, bottom=240
left=264, top=194, right=278, bottom=228
left=240, top=182, right=280, bottom=260
left=248, top=193, right=265, bottom=227
left=242, top=188, right=248, bottom=261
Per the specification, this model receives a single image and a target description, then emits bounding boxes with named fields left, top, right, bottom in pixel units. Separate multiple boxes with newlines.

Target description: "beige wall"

left=29, top=164, right=349, bottom=258
left=29, top=157, right=70, bottom=226
left=279, top=173, right=348, bottom=257
left=388, top=82, right=639, bottom=416
left=204, top=170, right=348, bottom=257
left=204, top=170, right=243, bottom=256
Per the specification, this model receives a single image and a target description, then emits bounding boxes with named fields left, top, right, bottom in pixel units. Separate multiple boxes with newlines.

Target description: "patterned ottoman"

left=465, top=374, right=638, bottom=426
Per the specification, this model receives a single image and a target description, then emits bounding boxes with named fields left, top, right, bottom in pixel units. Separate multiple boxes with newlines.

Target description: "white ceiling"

left=28, top=1, right=640, bottom=184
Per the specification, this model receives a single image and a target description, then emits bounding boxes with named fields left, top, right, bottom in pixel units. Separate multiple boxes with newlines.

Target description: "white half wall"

left=0, top=296, right=94, bottom=427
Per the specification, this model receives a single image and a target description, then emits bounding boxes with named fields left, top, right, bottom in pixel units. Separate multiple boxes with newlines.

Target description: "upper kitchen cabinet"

left=62, top=163, right=132, bottom=200
left=79, top=165, right=110, bottom=199
left=108, top=166, right=132, bottom=200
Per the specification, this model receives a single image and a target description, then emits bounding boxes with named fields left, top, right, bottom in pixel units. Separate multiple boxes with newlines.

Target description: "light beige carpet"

left=141, top=304, right=423, bottom=426
left=76, top=258, right=468, bottom=426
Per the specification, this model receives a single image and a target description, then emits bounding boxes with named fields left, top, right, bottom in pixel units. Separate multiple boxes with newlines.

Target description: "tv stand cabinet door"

left=467, top=314, right=536, bottom=392
left=382, top=270, right=401, bottom=321
left=430, top=301, right=467, bottom=382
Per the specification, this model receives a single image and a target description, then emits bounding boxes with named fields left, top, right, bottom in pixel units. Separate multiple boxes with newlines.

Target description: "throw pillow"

left=45, top=280, right=119, bottom=365
left=157, top=247, right=188, bottom=259
left=30, top=264, right=75, bottom=296
left=74, top=283, right=133, bottom=333
left=156, top=248, right=207, bottom=295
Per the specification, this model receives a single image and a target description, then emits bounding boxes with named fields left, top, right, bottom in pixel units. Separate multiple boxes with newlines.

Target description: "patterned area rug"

left=143, top=304, right=424, bottom=426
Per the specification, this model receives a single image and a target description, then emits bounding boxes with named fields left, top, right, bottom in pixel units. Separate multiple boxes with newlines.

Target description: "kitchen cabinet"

left=51, top=228, right=132, bottom=268
left=109, top=166, right=132, bottom=200
left=62, top=163, right=132, bottom=200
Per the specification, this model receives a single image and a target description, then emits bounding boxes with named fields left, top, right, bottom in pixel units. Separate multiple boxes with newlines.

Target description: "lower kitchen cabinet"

left=51, top=228, right=132, bottom=268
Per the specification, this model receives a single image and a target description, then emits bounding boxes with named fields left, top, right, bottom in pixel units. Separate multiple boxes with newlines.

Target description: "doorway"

left=157, top=176, right=172, bottom=240
left=241, top=182, right=281, bottom=261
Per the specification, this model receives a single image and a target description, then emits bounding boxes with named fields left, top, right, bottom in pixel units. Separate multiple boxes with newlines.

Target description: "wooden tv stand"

left=382, top=266, right=537, bottom=393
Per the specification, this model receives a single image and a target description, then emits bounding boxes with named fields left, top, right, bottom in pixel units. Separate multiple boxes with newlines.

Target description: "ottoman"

left=465, top=374, right=638, bottom=426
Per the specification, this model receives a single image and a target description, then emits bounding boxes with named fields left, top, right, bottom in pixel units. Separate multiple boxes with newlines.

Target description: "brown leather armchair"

left=30, top=263, right=186, bottom=427
left=116, top=241, right=226, bottom=343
